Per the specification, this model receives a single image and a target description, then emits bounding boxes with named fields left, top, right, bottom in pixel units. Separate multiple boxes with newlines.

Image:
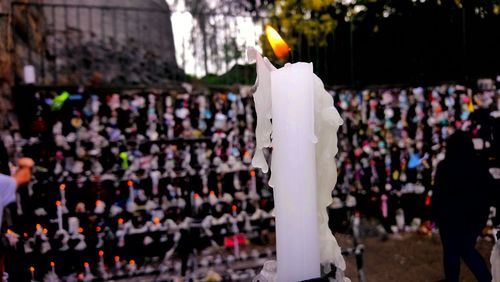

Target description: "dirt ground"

left=115, top=228, right=495, bottom=281
left=338, top=232, right=494, bottom=282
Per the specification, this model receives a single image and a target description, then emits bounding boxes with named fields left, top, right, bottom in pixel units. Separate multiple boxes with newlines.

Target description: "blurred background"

left=0, top=0, right=499, bottom=281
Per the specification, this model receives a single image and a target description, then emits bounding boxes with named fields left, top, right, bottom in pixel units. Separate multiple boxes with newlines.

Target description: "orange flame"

left=99, top=250, right=104, bottom=257
left=84, top=262, right=89, bottom=268
left=30, top=266, right=35, bottom=273
left=96, top=226, right=102, bottom=232
left=118, top=218, right=124, bottom=225
left=265, top=25, right=290, bottom=60
left=56, top=201, right=61, bottom=206
left=129, top=260, right=136, bottom=266
left=114, top=256, right=120, bottom=262
left=127, top=180, right=133, bottom=187
left=59, top=183, right=65, bottom=190
left=153, top=217, right=160, bottom=225
left=250, top=170, right=256, bottom=177
left=50, top=261, right=55, bottom=268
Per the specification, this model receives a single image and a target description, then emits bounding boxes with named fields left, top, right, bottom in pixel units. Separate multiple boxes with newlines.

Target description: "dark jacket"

left=432, top=131, right=494, bottom=233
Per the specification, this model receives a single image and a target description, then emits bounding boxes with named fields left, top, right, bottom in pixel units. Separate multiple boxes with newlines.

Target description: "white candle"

left=114, top=256, right=121, bottom=270
left=50, top=261, right=55, bottom=274
left=270, top=62, right=320, bottom=280
left=128, top=180, right=135, bottom=202
left=56, top=201, right=63, bottom=231
left=98, top=250, right=105, bottom=268
left=30, top=266, right=35, bottom=282
left=59, top=184, right=67, bottom=212
left=232, top=205, right=240, bottom=259
left=248, top=42, right=345, bottom=281
left=250, top=170, right=257, bottom=197
left=68, top=217, right=79, bottom=234
left=84, top=262, right=91, bottom=275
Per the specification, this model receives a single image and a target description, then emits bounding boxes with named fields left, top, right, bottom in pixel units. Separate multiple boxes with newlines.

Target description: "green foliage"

left=263, top=0, right=337, bottom=52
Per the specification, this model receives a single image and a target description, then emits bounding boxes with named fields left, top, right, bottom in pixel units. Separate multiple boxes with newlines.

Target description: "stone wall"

left=12, top=0, right=181, bottom=85
left=0, top=0, right=18, bottom=130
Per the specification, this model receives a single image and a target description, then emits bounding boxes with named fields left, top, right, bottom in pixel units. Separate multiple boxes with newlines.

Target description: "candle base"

left=253, top=260, right=340, bottom=282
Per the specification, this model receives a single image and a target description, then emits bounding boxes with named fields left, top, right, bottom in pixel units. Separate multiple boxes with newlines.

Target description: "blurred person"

left=432, top=131, right=493, bottom=282
left=0, top=157, right=35, bottom=281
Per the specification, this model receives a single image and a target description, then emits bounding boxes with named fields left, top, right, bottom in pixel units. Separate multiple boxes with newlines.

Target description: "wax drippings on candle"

left=312, top=75, right=346, bottom=275
left=247, top=47, right=275, bottom=173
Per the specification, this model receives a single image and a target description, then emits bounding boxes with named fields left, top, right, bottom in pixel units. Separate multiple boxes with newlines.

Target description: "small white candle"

left=30, top=266, right=35, bottom=281
left=98, top=250, right=105, bottom=268
left=232, top=205, right=240, bottom=259
left=68, top=217, right=80, bottom=235
left=128, top=180, right=135, bottom=202
left=59, top=184, right=67, bottom=212
left=250, top=170, right=257, bottom=196
left=23, top=65, right=36, bottom=84
left=84, top=262, right=91, bottom=275
left=56, top=201, right=63, bottom=231
left=50, top=261, right=55, bottom=274
left=114, top=256, right=121, bottom=270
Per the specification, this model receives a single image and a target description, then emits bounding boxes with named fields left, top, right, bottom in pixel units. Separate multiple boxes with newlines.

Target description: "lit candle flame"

left=98, top=250, right=104, bottom=257
left=50, top=262, right=55, bottom=268
left=265, top=25, right=290, bottom=60
left=118, top=218, right=124, bottom=225
left=84, top=262, right=89, bottom=268
left=43, top=228, right=48, bottom=234
left=153, top=217, right=160, bottom=225
left=59, top=183, right=65, bottom=190
left=129, top=260, right=135, bottom=266
left=250, top=170, right=256, bottom=177
left=114, top=256, right=120, bottom=262
left=30, top=266, right=35, bottom=273
left=96, top=226, right=102, bottom=232
left=79, top=227, right=84, bottom=233
left=56, top=200, right=61, bottom=206
left=127, top=180, right=133, bottom=187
